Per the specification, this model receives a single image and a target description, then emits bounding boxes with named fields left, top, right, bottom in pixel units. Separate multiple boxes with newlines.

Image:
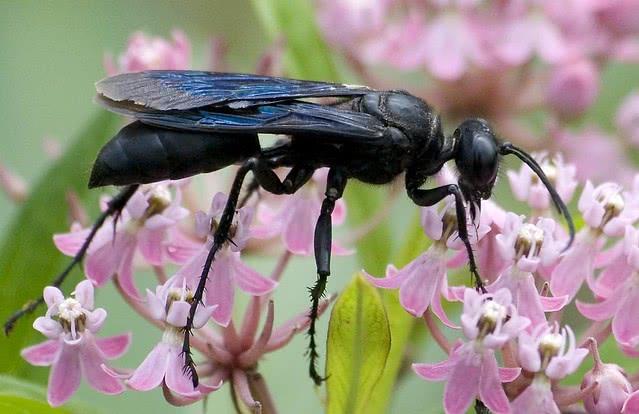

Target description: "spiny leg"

left=4, top=184, right=139, bottom=334
left=407, top=183, right=484, bottom=292
left=308, top=168, right=347, bottom=385
left=182, top=161, right=314, bottom=386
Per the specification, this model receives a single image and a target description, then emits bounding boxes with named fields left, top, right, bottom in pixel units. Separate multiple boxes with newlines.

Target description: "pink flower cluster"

left=315, top=0, right=639, bottom=186
left=16, top=25, right=639, bottom=414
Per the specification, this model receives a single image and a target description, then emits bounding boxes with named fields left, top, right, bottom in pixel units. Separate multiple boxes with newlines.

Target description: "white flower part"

left=58, top=298, right=84, bottom=323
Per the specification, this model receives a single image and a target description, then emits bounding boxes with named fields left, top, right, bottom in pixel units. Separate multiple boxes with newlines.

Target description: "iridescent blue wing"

left=97, top=95, right=387, bottom=142
left=96, top=70, right=372, bottom=111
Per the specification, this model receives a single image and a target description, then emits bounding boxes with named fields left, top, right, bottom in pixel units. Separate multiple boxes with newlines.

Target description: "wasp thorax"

left=477, top=300, right=507, bottom=338
left=56, top=297, right=87, bottom=333
left=515, top=223, right=544, bottom=259
left=144, top=185, right=172, bottom=217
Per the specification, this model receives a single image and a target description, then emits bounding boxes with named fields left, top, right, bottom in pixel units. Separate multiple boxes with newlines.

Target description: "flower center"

left=477, top=300, right=506, bottom=338
left=599, top=191, right=624, bottom=227
left=514, top=223, right=544, bottom=259
left=539, top=332, right=564, bottom=370
left=144, top=185, right=172, bottom=218
left=56, top=298, right=86, bottom=334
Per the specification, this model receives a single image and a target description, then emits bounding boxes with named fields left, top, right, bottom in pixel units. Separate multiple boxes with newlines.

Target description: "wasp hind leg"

left=308, top=168, right=347, bottom=385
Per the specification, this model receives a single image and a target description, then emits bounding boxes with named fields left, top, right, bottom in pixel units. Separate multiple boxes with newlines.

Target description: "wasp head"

left=453, top=118, right=499, bottom=220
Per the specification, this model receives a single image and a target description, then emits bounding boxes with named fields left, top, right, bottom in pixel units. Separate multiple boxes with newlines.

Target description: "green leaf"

left=0, top=375, right=98, bottom=413
left=0, top=112, right=120, bottom=382
left=251, top=0, right=340, bottom=81
left=326, top=273, right=391, bottom=414
left=367, top=212, right=429, bottom=414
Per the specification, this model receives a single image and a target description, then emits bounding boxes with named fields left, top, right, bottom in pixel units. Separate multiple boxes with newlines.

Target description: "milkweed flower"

left=366, top=199, right=489, bottom=323
left=54, top=184, right=194, bottom=298
left=124, top=279, right=218, bottom=397
left=103, top=29, right=191, bottom=75
left=193, top=296, right=334, bottom=411
left=551, top=179, right=639, bottom=299
left=21, top=280, right=130, bottom=406
left=507, top=153, right=578, bottom=214
left=412, top=288, right=528, bottom=414
left=512, top=323, right=588, bottom=413
left=252, top=168, right=350, bottom=256
left=175, top=192, right=277, bottom=326
left=489, top=214, right=566, bottom=327
left=578, top=225, right=639, bottom=352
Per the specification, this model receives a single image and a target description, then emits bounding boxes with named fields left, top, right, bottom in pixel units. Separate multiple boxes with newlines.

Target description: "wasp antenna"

left=499, top=142, right=575, bottom=251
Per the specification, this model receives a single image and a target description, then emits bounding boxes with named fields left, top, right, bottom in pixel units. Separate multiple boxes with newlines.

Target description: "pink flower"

left=104, top=30, right=191, bottom=75
left=617, top=91, right=639, bottom=147
left=194, top=296, right=334, bottom=410
left=21, top=281, right=130, bottom=406
left=125, top=280, right=217, bottom=398
left=507, top=152, right=578, bottom=213
left=582, top=339, right=633, bottom=414
left=596, top=0, right=639, bottom=36
left=252, top=168, right=349, bottom=256
left=54, top=184, right=194, bottom=298
left=175, top=193, right=277, bottom=327
left=473, top=200, right=510, bottom=283
left=491, top=5, right=567, bottom=66
left=547, top=59, right=599, bottom=118
left=577, top=226, right=639, bottom=350
left=366, top=200, right=489, bottom=323
left=489, top=214, right=566, bottom=327
left=551, top=180, right=639, bottom=299
left=555, top=127, right=636, bottom=186
left=412, top=289, right=528, bottom=414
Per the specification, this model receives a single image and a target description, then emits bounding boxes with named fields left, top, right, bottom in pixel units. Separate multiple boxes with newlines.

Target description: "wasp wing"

left=96, top=70, right=372, bottom=111
left=97, top=95, right=387, bottom=142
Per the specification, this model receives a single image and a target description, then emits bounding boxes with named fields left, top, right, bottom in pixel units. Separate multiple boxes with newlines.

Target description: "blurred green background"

left=2, top=1, right=639, bottom=414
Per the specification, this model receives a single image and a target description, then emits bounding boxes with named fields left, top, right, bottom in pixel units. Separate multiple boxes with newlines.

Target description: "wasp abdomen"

left=89, top=121, right=260, bottom=188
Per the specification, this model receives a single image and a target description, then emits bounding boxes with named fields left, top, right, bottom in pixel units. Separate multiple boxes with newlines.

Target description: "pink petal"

left=432, top=283, right=459, bottom=329
left=85, top=232, right=135, bottom=286
left=539, top=295, right=569, bottom=312
left=166, top=301, right=190, bottom=328
left=115, top=242, right=140, bottom=299
left=21, top=339, right=61, bottom=366
left=612, top=287, right=639, bottom=345
left=512, top=381, right=559, bottom=414
left=166, top=229, right=202, bottom=264
left=74, top=280, right=94, bottom=309
left=146, top=288, right=166, bottom=321
left=33, top=316, right=62, bottom=338
left=425, top=15, right=467, bottom=80
left=127, top=342, right=170, bottom=391
left=546, top=348, right=588, bottom=380
left=398, top=253, right=444, bottom=317
left=623, top=390, right=639, bottom=413
left=499, top=367, right=521, bottom=382
left=138, top=228, right=165, bottom=266
left=364, top=264, right=408, bottom=289
left=550, top=242, right=595, bottom=299
left=479, top=352, right=511, bottom=414
left=576, top=294, right=620, bottom=321
left=53, top=228, right=91, bottom=257
left=232, top=256, right=277, bottom=296
left=165, top=348, right=199, bottom=397
left=412, top=358, right=455, bottom=381
left=96, top=333, right=131, bottom=359
left=126, top=191, right=148, bottom=219
left=444, top=352, right=480, bottom=414
left=208, top=257, right=235, bottom=327
left=80, top=337, right=125, bottom=395
left=47, top=344, right=81, bottom=407
left=516, top=274, right=547, bottom=327
left=282, top=199, right=315, bottom=255
left=43, top=286, right=63, bottom=308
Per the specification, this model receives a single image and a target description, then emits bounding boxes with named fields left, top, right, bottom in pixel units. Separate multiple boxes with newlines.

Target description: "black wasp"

left=5, top=70, right=574, bottom=387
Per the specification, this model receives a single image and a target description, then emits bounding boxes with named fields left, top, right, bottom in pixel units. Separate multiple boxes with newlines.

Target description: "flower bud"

left=547, top=59, right=599, bottom=118
left=582, top=340, right=632, bottom=414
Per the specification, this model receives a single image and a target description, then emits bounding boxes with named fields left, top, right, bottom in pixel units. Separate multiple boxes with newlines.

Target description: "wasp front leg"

left=407, top=183, right=484, bottom=292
